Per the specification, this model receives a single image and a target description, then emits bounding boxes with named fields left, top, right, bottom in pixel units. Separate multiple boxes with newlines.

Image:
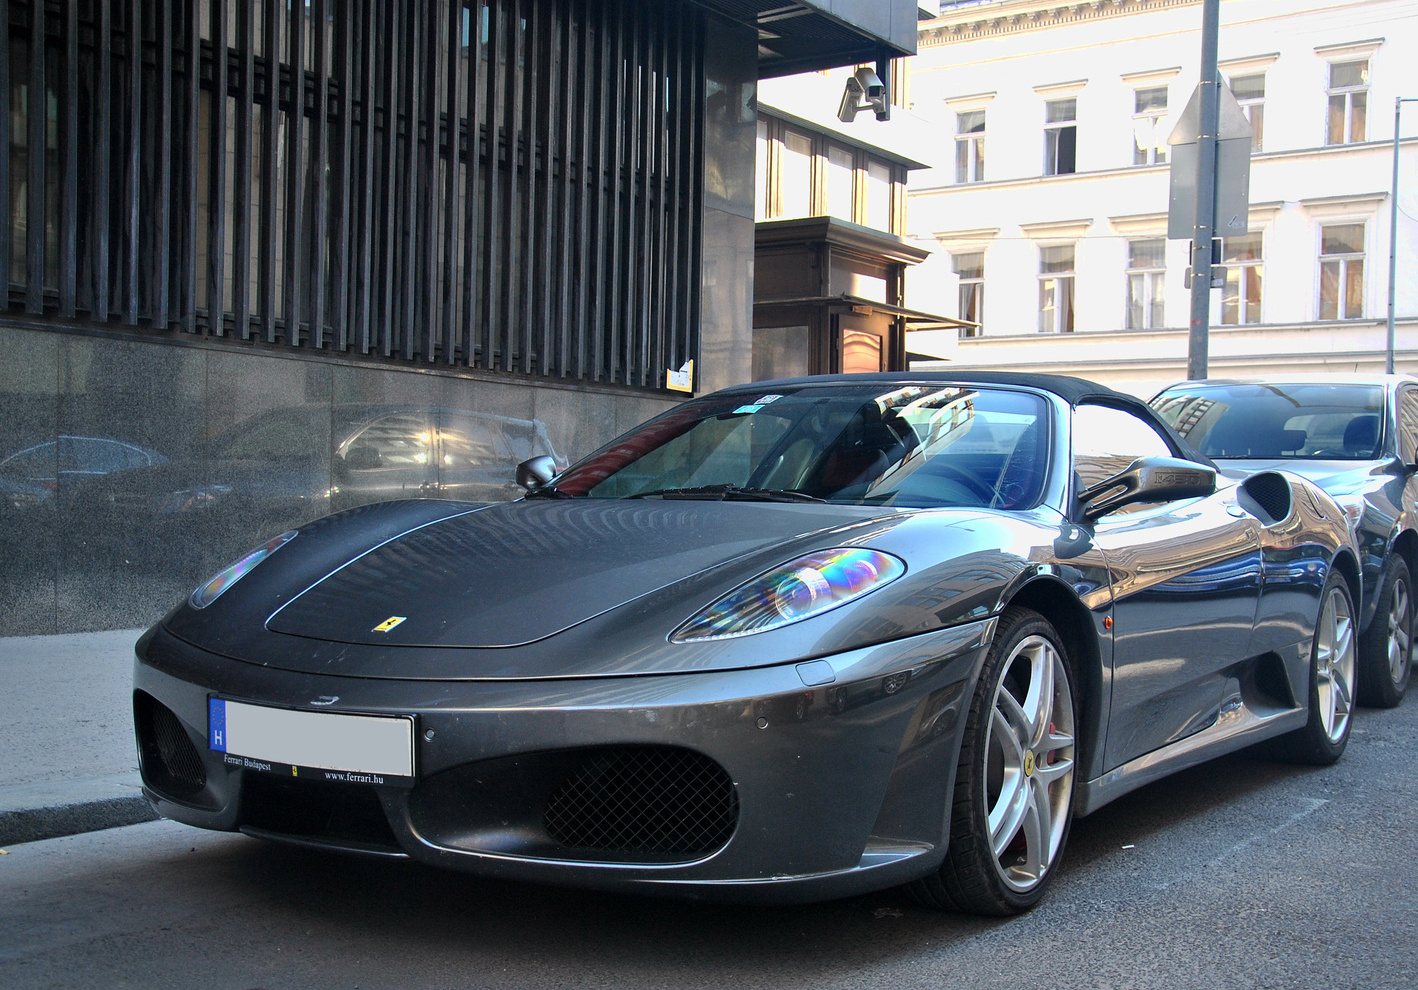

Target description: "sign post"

left=1166, top=0, right=1252, bottom=382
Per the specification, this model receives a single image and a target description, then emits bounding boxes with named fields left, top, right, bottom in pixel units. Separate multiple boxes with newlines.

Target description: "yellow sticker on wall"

left=372, top=616, right=407, bottom=633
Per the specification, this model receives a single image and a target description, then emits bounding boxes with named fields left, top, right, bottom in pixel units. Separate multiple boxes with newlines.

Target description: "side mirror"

left=516, top=455, right=558, bottom=491
left=1080, top=456, right=1216, bottom=519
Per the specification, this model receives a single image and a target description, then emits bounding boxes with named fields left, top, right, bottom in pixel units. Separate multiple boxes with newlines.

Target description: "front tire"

left=910, top=607, right=1077, bottom=915
left=1357, top=554, right=1412, bottom=709
left=1277, top=570, right=1357, bottom=765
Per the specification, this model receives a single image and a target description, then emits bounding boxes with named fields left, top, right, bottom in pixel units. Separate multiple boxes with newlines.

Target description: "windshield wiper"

left=628, top=484, right=825, bottom=503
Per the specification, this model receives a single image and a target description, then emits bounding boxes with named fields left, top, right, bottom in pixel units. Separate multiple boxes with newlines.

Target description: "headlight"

left=671, top=548, right=906, bottom=643
left=189, top=531, right=297, bottom=609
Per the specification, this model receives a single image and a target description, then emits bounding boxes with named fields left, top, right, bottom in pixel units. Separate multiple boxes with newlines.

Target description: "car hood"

left=1216, top=458, right=1384, bottom=491
left=263, top=499, right=895, bottom=648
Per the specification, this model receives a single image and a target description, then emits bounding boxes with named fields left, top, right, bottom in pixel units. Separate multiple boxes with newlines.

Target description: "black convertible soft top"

left=731, top=371, right=1215, bottom=468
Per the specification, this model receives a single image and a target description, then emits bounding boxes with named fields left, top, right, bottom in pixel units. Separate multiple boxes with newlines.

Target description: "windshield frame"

left=547, top=382, right=1058, bottom=511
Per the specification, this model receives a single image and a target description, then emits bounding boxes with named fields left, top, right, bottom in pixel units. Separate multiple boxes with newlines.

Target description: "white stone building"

left=904, top=0, right=1418, bottom=396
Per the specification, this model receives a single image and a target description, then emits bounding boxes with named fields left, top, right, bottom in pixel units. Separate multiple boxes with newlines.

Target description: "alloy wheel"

left=1316, top=584, right=1357, bottom=744
left=1385, top=573, right=1412, bottom=686
left=984, top=634, right=1076, bottom=893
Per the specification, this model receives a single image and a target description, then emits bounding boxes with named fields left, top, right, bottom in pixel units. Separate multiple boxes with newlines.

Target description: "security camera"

left=838, top=67, right=889, bottom=122
left=837, top=76, right=865, bottom=123
left=854, top=67, right=885, bottom=101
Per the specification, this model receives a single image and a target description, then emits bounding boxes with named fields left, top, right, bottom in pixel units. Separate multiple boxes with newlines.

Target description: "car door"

left=1075, top=403, right=1263, bottom=771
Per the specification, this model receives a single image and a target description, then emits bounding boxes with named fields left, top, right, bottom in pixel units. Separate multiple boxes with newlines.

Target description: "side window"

left=1073, top=404, right=1174, bottom=493
left=1398, top=388, right=1418, bottom=466
left=438, top=412, right=511, bottom=471
left=338, top=413, right=432, bottom=471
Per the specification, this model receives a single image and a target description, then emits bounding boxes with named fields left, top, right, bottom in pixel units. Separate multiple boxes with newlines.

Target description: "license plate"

left=208, top=698, right=415, bottom=786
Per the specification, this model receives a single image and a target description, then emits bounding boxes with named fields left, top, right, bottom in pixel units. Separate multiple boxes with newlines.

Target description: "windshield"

left=1151, top=383, right=1385, bottom=460
left=551, top=384, right=1051, bottom=509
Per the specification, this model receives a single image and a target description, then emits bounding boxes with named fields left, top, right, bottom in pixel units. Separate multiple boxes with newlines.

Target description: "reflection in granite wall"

left=0, top=325, right=677, bottom=636
left=697, top=14, right=757, bottom=396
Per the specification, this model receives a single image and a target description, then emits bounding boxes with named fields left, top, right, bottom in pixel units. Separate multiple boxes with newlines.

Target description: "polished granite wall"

left=0, top=324, right=677, bottom=636
left=697, top=13, right=756, bottom=396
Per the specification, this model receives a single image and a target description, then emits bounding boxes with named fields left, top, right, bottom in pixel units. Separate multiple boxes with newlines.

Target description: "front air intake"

left=543, top=746, right=738, bottom=857
left=1240, top=472, right=1294, bottom=525
left=134, top=691, right=207, bottom=797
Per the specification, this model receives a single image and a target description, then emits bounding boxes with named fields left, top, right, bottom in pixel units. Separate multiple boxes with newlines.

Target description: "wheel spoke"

left=1031, top=753, right=1073, bottom=787
left=1319, top=662, right=1338, bottom=732
left=996, top=687, right=1031, bottom=743
left=986, top=705, right=1029, bottom=856
left=1021, top=642, right=1054, bottom=747
left=1333, top=664, right=1353, bottom=716
left=1024, top=774, right=1054, bottom=874
left=990, top=769, right=1030, bottom=857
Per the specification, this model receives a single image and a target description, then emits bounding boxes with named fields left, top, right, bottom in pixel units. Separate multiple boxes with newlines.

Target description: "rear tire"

left=910, top=607, right=1077, bottom=915
left=1357, top=554, right=1412, bottom=709
left=1275, top=569, right=1357, bottom=766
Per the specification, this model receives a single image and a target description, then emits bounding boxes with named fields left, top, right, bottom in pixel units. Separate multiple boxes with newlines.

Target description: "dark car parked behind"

left=1152, top=376, right=1418, bottom=707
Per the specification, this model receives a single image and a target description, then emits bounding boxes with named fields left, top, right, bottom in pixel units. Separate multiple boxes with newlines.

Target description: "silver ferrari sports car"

left=134, top=373, right=1358, bottom=915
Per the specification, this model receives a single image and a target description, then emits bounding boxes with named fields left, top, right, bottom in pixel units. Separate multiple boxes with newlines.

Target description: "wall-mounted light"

left=837, top=66, right=890, bottom=123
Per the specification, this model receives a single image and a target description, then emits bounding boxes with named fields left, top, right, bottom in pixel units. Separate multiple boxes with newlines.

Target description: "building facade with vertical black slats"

left=0, top=0, right=914, bottom=636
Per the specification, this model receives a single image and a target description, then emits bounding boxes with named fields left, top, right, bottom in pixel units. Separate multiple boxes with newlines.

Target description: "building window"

left=1044, top=98, right=1077, bottom=176
left=1320, top=223, right=1365, bottom=320
left=1038, top=245, right=1076, bottom=333
left=1229, top=73, right=1265, bottom=151
left=865, top=161, right=892, bottom=231
left=824, top=145, right=856, bottom=223
left=1327, top=60, right=1369, bottom=145
left=1132, top=87, right=1168, bottom=165
left=954, top=252, right=984, bottom=336
left=756, top=114, right=907, bottom=234
left=1125, top=238, right=1166, bottom=329
left=1221, top=232, right=1263, bottom=325
left=779, top=128, right=815, bottom=220
left=956, top=110, right=986, bottom=183
left=755, top=118, right=770, bottom=221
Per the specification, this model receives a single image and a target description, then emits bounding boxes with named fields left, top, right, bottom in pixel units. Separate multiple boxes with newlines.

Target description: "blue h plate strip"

left=208, top=698, right=227, bottom=752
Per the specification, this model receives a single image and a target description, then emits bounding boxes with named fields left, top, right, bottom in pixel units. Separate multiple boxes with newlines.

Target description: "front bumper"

left=134, top=619, right=992, bottom=903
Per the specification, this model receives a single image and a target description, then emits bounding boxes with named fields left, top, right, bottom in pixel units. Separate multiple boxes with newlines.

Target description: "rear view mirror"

left=516, top=455, right=558, bottom=490
left=1081, top=456, right=1216, bottom=519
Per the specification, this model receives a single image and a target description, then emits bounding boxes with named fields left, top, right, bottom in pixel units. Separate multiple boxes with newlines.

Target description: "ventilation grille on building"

left=543, top=747, right=738, bottom=857
left=134, top=692, right=207, bottom=796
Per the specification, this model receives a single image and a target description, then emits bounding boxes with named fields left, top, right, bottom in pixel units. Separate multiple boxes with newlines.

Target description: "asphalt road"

left=4, top=696, right=1417, bottom=990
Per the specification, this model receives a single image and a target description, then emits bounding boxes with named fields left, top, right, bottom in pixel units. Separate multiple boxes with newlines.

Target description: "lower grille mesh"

left=135, top=692, right=207, bottom=796
left=543, top=746, right=738, bottom=857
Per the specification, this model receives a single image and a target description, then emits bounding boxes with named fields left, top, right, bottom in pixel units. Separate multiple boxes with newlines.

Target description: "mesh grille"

left=1243, top=472, right=1293, bottom=524
left=544, top=747, right=738, bottom=857
left=135, top=693, right=207, bottom=796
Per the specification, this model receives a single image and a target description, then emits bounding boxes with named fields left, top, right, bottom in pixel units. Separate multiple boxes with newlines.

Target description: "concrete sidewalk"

left=0, top=628, right=157, bottom=846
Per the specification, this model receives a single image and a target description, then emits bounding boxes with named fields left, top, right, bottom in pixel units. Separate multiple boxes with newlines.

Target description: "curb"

left=0, top=773, right=158, bottom=847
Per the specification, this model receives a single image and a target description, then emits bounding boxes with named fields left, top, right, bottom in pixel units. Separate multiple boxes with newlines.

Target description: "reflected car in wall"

left=134, top=373, right=1358, bottom=915
left=66, top=405, right=560, bottom=568
left=1153, top=376, right=1418, bottom=709
left=0, top=434, right=170, bottom=562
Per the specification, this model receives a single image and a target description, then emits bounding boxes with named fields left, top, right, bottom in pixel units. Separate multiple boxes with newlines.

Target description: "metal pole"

left=1388, top=98, right=1417, bottom=375
left=1187, top=0, right=1221, bottom=381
